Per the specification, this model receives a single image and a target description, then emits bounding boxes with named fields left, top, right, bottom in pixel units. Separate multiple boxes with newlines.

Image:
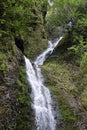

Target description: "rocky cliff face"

left=0, top=1, right=48, bottom=129
left=0, top=37, right=34, bottom=130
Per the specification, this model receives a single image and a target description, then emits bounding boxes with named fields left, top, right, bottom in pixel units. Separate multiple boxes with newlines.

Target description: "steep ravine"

left=24, top=37, right=64, bottom=130
left=42, top=42, right=87, bottom=130
left=0, top=37, right=34, bottom=130
left=0, top=1, right=48, bottom=129
left=1, top=1, right=87, bottom=130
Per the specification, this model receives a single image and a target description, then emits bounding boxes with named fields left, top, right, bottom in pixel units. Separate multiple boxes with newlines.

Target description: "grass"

left=50, top=86, right=79, bottom=130
left=42, top=57, right=80, bottom=130
left=42, top=60, right=77, bottom=95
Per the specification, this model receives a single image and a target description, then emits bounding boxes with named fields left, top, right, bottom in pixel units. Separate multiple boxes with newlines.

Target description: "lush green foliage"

left=0, top=0, right=47, bottom=38
left=0, top=0, right=48, bottom=129
left=16, top=66, right=34, bottom=130
left=0, top=0, right=48, bottom=60
left=0, top=0, right=87, bottom=129
left=42, top=60, right=79, bottom=130
left=50, top=86, right=79, bottom=130
left=47, top=0, right=87, bottom=27
left=68, top=3, right=87, bottom=109
left=44, top=0, right=87, bottom=129
left=47, top=0, right=87, bottom=101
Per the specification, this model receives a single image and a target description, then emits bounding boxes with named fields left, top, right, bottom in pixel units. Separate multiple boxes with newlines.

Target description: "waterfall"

left=48, top=0, right=53, bottom=6
left=24, top=36, right=63, bottom=130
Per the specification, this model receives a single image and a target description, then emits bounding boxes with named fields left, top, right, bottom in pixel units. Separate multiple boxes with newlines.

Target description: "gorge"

left=24, top=37, right=63, bottom=130
left=0, top=0, right=87, bottom=130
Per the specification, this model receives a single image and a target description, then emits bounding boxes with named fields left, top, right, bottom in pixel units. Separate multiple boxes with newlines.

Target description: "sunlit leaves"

left=0, top=0, right=48, bottom=37
left=47, top=0, right=87, bottom=27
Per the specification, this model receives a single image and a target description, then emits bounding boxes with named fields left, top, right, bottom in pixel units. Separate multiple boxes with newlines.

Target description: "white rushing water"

left=24, top=36, right=63, bottom=130
left=48, top=0, right=53, bottom=6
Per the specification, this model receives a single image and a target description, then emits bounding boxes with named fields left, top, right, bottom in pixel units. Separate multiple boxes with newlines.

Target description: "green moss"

left=24, top=29, right=47, bottom=59
left=0, top=53, right=8, bottom=73
left=42, top=61, right=78, bottom=96
left=0, top=37, right=19, bottom=75
left=0, top=1, right=48, bottom=129
left=50, top=86, right=79, bottom=130
left=81, top=88, right=87, bottom=109
left=16, top=66, right=34, bottom=130
left=42, top=58, right=80, bottom=130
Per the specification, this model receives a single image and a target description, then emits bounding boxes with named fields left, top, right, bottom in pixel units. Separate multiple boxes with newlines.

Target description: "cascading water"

left=48, top=0, right=53, bottom=6
left=24, top=36, right=63, bottom=130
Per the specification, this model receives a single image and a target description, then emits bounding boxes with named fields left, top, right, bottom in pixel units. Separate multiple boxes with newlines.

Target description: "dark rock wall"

left=0, top=1, right=48, bottom=129
left=0, top=37, right=34, bottom=130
